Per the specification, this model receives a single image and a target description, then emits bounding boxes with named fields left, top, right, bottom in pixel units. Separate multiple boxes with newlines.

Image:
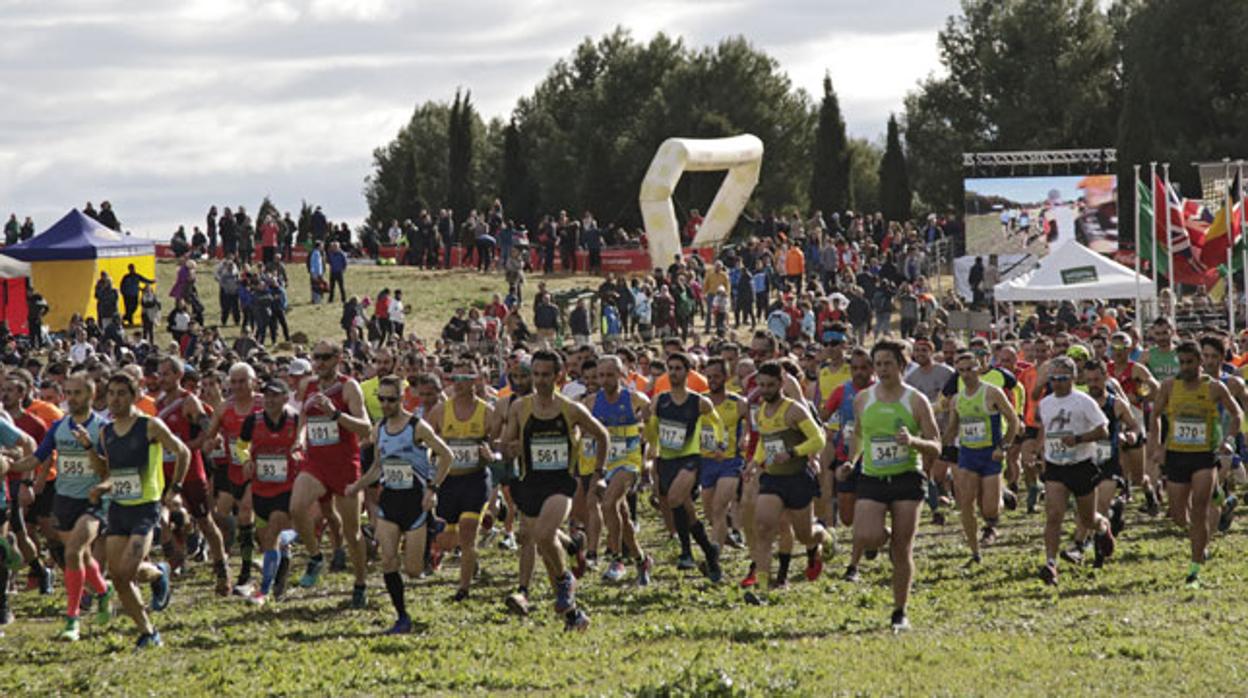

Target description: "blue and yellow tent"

left=4, top=210, right=155, bottom=331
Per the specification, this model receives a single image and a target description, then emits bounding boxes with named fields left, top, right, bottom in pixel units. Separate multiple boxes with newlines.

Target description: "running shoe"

left=804, top=556, right=823, bottom=582
left=603, top=560, right=626, bottom=583
left=300, top=556, right=324, bottom=588
left=135, top=630, right=163, bottom=650
left=743, top=590, right=766, bottom=606
left=1002, top=488, right=1018, bottom=511
left=636, top=555, right=653, bottom=588
left=505, top=591, right=530, bottom=616
left=351, top=585, right=367, bottom=609
left=1218, top=494, right=1238, bottom=533
left=1109, top=497, right=1126, bottom=536
left=979, top=527, right=998, bottom=547
left=563, top=608, right=590, bottom=632
left=384, top=615, right=413, bottom=635
left=150, top=562, right=172, bottom=611
left=57, top=616, right=81, bottom=642
left=1040, top=563, right=1058, bottom=586
left=1060, top=544, right=1083, bottom=565
left=245, top=589, right=266, bottom=607
left=963, top=553, right=982, bottom=568
left=95, top=583, right=115, bottom=625
left=676, top=553, right=696, bottom=571
left=1143, top=488, right=1160, bottom=517
left=890, top=608, right=911, bottom=634
left=554, top=572, right=577, bottom=615
left=232, top=583, right=253, bottom=598
left=931, top=511, right=946, bottom=527
left=842, top=565, right=860, bottom=583
left=740, top=563, right=758, bottom=588
left=1185, top=572, right=1200, bottom=589
left=329, top=548, right=348, bottom=573
left=451, top=588, right=469, bottom=603
left=498, top=533, right=518, bottom=551
left=1093, top=529, right=1116, bottom=569
left=700, top=544, right=723, bottom=583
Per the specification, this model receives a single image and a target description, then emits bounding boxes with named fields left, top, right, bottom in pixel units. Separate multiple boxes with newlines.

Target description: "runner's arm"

left=337, top=381, right=373, bottom=438
left=419, top=418, right=455, bottom=489
left=572, top=402, right=609, bottom=474
left=908, top=392, right=942, bottom=460
left=150, top=417, right=191, bottom=488
left=1213, top=382, right=1243, bottom=442
left=991, top=385, right=1020, bottom=446
left=350, top=423, right=385, bottom=491
left=785, top=402, right=826, bottom=457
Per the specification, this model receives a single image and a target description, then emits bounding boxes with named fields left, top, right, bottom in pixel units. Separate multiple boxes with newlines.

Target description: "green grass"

left=151, top=260, right=599, bottom=350
left=3, top=502, right=1247, bottom=695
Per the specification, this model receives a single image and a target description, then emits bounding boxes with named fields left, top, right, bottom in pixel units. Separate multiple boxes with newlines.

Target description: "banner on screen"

left=963, top=175, right=1118, bottom=257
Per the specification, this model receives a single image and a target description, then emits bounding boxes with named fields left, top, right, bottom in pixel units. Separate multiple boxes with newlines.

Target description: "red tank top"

left=244, top=409, right=300, bottom=497
left=1108, top=360, right=1138, bottom=399
left=221, top=396, right=262, bottom=485
left=304, top=375, right=361, bottom=473
left=157, top=390, right=207, bottom=482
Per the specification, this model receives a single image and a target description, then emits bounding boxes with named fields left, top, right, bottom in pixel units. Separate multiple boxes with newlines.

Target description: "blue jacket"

left=329, top=250, right=347, bottom=274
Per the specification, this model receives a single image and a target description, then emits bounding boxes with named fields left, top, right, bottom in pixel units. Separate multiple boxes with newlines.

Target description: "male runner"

left=1083, top=360, right=1139, bottom=539
left=699, top=357, right=748, bottom=550
left=203, top=362, right=261, bottom=594
left=591, top=355, right=653, bottom=585
left=293, top=341, right=374, bottom=607
left=850, top=340, right=941, bottom=632
left=1106, top=331, right=1158, bottom=505
left=500, top=350, right=608, bottom=630
left=822, top=348, right=875, bottom=539
left=346, top=375, right=453, bottom=633
left=0, top=400, right=39, bottom=628
left=1036, top=356, right=1116, bottom=585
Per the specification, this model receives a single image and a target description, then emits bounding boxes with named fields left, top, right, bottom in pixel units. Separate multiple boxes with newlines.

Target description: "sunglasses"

left=313, top=353, right=336, bottom=361
left=1049, top=375, right=1072, bottom=382
left=377, top=395, right=400, bottom=403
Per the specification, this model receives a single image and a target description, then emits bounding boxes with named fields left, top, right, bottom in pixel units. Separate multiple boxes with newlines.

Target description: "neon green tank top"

left=955, top=384, right=996, bottom=450
left=860, top=385, right=921, bottom=477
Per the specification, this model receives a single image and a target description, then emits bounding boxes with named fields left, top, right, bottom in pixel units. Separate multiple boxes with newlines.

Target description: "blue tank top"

left=592, top=389, right=637, bottom=427
left=47, top=413, right=107, bottom=500
left=377, top=416, right=433, bottom=489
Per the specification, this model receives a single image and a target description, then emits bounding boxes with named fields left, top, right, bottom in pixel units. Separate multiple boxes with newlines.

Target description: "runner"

left=0, top=400, right=39, bottom=629
left=699, top=357, right=748, bottom=550
left=902, top=338, right=955, bottom=526
left=89, top=371, right=189, bottom=649
left=154, top=357, right=228, bottom=585
left=1106, top=331, right=1158, bottom=505
left=234, top=379, right=304, bottom=606
left=744, top=361, right=829, bottom=604
left=424, top=354, right=501, bottom=601
left=1139, top=317, right=1180, bottom=514
left=591, top=355, right=653, bottom=585
left=1036, top=356, right=1116, bottom=585
left=1019, top=336, right=1052, bottom=513
left=500, top=350, right=609, bottom=630
left=574, top=356, right=604, bottom=571
left=10, top=373, right=111, bottom=641
left=488, top=361, right=531, bottom=552
left=821, top=348, right=874, bottom=581
left=292, top=341, right=374, bottom=607
left=345, top=375, right=453, bottom=633
left=849, top=340, right=941, bottom=632
left=945, top=350, right=1019, bottom=564
left=2, top=369, right=57, bottom=597
left=1202, top=334, right=1248, bottom=534
left=203, top=363, right=261, bottom=595
left=1083, top=360, right=1139, bottom=540
left=645, top=351, right=725, bottom=580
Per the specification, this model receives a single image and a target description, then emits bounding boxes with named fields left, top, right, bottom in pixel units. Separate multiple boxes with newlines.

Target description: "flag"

left=1139, top=177, right=1219, bottom=287
left=1199, top=170, right=1244, bottom=267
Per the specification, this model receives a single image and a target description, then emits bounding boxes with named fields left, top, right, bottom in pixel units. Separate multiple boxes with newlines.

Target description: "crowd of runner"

left=0, top=269, right=1244, bottom=647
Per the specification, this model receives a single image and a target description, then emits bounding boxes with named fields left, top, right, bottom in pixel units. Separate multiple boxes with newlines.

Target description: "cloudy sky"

left=0, top=0, right=959, bottom=237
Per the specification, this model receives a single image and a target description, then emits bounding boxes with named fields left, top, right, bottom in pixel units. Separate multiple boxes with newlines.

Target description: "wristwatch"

left=429, top=482, right=440, bottom=494
left=171, top=482, right=184, bottom=494
left=331, top=409, right=343, bottom=421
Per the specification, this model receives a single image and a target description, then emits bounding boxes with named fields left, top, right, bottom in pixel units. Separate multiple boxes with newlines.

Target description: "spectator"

left=214, top=257, right=241, bottom=325
left=140, top=283, right=160, bottom=344
left=442, top=307, right=470, bottom=344
left=4, top=214, right=18, bottom=245
left=268, top=276, right=290, bottom=344
left=20, top=216, right=35, bottom=241
left=438, top=209, right=455, bottom=268
left=969, top=256, right=985, bottom=308
left=898, top=283, right=920, bottom=338
left=219, top=206, right=237, bottom=257
left=375, top=288, right=392, bottom=345
left=260, top=215, right=280, bottom=265
left=390, top=289, right=406, bottom=340
left=327, top=241, right=348, bottom=302
left=570, top=298, right=591, bottom=346
left=583, top=213, right=602, bottom=272
left=97, top=201, right=120, bottom=231
left=634, top=285, right=653, bottom=341
left=119, top=263, right=153, bottom=326
left=340, top=296, right=363, bottom=339
left=94, top=272, right=119, bottom=331
left=206, top=205, right=218, bottom=257
left=872, top=280, right=895, bottom=339
left=311, top=205, right=328, bottom=244
left=533, top=293, right=559, bottom=345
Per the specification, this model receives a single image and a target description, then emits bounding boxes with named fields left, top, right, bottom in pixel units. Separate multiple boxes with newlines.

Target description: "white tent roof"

left=993, top=240, right=1156, bottom=302
left=0, top=254, right=30, bottom=279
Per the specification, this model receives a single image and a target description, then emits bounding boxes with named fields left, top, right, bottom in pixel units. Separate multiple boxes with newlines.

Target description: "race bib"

left=1173, top=418, right=1207, bottom=447
left=530, top=436, right=570, bottom=471
left=583, top=438, right=597, bottom=459
left=256, top=455, right=288, bottom=483
left=307, top=417, right=340, bottom=447
left=869, top=437, right=906, bottom=468
left=209, top=442, right=227, bottom=461
left=959, top=420, right=988, bottom=445
left=447, top=439, right=480, bottom=471
left=112, top=471, right=143, bottom=501
left=700, top=426, right=720, bottom=452
left=607, top=437, right=632, bottom=463
left=658, top=420, right=688, bottom=450
left=1046, top=433, right=1074, bottom=463
left=1093, top=440, right=1113, bottom=465
left=382, top=458, right=415, bottom=490
left=59, top=453, right=90, bottom=478
left=228, top=438, right=244, bottom=465
left=761, top=436, right=787, bottom=462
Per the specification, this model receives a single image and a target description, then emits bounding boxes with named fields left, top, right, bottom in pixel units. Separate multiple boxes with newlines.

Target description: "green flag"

left=1216, top=228, right=1246, bottom=276
left=1137, top=178, right=1168, bottom=277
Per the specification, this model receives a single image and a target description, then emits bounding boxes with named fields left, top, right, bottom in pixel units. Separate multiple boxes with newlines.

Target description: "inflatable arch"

left=638, top=134, right=764, bottom=269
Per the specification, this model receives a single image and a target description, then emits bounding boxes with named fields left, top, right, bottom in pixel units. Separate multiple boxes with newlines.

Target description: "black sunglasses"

left=313, top=353, right=336, bottom=361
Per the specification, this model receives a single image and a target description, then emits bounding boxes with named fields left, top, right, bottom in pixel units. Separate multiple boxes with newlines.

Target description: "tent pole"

left=1227, top=161, right=1236, bottom=337
left=1133, top=164, right=1142, bottom=328
left=1164, top=163, right=1177, bottom=323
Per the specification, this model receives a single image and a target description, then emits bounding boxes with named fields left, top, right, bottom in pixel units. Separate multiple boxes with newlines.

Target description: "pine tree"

left=447, top=89, right=476, bottom=219
left=809, top=73, right=853, bottom=216
left=878, top=114, right=911, bottom=222
left=500, top=118, right=537, bottom=230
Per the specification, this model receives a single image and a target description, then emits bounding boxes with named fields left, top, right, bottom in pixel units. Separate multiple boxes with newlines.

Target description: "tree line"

left=365, top=1, right=1248, bottom=236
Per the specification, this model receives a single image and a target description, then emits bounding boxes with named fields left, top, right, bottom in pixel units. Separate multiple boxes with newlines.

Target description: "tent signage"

left=1060, top=266, right=1098, bottom=285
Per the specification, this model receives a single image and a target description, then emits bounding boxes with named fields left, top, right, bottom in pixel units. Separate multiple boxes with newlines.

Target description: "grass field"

left=9, top=264, right=1245, bottom=695
left=3, top=495, right=1246, bottom=695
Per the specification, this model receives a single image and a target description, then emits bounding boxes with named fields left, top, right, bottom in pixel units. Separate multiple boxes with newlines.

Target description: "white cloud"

left=0, top=0, right=957, bottom=236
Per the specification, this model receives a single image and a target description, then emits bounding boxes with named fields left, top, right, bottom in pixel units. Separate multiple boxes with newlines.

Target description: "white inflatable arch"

left=638, top=134, right=764, bottom=269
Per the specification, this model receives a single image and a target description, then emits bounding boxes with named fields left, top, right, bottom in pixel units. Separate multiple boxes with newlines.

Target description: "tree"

left=447, top=89, right=476, bottom=218
left=809, top=73, right=852, bottom=216
left=848, top=138, right=882, bottom=215
left=500, top=118, right=538, bottom=229
left=878, top=115, right=911, bottom=222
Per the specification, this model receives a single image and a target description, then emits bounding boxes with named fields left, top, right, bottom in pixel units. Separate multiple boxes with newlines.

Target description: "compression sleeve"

left=793, top=411, right=827, bottom=457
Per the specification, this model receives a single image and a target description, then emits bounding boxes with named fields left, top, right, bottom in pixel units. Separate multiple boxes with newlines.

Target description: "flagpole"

left=1164, top=162, right=1176, bottom=323
left=1149, top=161, right=1159, bottom=307
left=1227, top=161, right=1236, bottom=337
left=1240, top=159, right=1246, bottom=339
left=1133, top=163, right=1142, bottom=324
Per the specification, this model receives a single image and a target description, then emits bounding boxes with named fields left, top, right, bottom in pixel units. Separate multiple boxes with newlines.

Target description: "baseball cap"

left=288, top=358, right=311, bottom=376
left=263, top=379, right=290, bottom=395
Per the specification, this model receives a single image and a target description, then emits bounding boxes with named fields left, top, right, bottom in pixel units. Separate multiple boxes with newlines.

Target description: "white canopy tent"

left=993, top=240, right=1156, bottom=302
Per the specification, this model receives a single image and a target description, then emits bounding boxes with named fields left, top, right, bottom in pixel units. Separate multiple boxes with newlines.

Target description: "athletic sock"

left=64, top=568, right=85, bottom=618
left=689, top=520, right=714, bottom=558
left=383, top=571, right=406, bottom=618
left=627, top=491, right=638, bottom=521
left=84, top=559, right=108, bottom=595
left=984, top=517, right=998, bottom=529
left=672, top=507, right=693, bottom=558
left=238, top=525, right=255, bottom=584
left=1189, top=561, right=1202, bottom=577
left=777, top=553, right=792, bottom=585
left=260, top=550, right=280, bottom=595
